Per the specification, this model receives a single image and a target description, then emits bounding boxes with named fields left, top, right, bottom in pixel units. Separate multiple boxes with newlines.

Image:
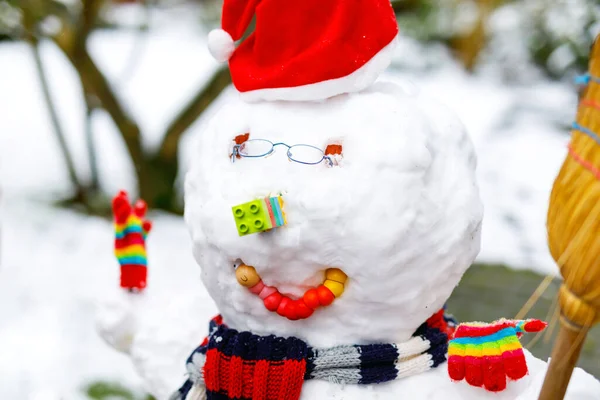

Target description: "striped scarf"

left=172, top=310, right=455, bottom=400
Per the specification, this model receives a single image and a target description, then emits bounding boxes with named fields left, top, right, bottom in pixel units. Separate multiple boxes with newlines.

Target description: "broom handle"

left=538, top=322, right=588, bottom=400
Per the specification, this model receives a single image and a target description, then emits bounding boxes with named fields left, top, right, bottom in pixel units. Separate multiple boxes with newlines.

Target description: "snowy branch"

left=29, top=39, right=85, bottom=196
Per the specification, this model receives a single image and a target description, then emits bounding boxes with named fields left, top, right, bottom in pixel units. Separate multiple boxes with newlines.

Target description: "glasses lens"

left=239, top=139, right=273, bottom=157
left=287, top=145, right=325, bottom=164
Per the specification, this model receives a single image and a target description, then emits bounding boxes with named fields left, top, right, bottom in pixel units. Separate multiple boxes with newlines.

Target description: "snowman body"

left=180, top=81, right=600, bottom=399
left=96, top=81, right=600, bottom=400
left=95, top=1, right=600, bottom=394
left=185, top=82, right=481, bottom=349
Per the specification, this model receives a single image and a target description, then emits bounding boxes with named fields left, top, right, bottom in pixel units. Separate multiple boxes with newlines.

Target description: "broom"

left=539, top=35, right=600, bottom=399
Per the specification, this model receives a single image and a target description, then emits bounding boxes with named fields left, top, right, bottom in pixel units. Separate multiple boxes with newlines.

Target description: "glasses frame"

left=231, top=139, right=333, bottom=166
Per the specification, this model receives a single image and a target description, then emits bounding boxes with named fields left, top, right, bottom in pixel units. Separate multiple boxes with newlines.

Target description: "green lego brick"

left=232, top=199, right=273, bottom=236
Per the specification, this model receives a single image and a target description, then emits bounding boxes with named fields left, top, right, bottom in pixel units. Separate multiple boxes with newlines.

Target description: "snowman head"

left=184, top=82, right=483, bottom=347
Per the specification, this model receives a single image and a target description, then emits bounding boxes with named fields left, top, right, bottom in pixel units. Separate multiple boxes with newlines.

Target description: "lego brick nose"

left=232, top=196, right=287, bottom=236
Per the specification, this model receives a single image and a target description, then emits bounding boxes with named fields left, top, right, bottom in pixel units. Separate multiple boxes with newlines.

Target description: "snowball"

left=184, top=81, right=483, bottom=348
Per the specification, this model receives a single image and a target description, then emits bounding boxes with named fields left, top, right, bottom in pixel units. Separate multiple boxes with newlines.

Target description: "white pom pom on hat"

left=208, top=29, right=235, bottom=63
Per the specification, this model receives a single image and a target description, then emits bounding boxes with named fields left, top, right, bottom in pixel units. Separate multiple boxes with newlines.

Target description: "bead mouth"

left=235, top=262, right=348, bottom=321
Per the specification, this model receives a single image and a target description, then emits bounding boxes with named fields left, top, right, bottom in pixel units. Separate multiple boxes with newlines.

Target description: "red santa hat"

left=208, top=0, right=399, bottom=102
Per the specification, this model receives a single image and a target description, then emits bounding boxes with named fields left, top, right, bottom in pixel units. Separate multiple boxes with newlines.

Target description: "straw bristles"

left=547, top=38, right=600, bottom=329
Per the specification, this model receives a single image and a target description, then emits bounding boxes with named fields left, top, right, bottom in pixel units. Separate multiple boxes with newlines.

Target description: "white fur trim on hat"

left=239, top=36, right=398, bottom=102
left=208, top=29, right=235, bottom=63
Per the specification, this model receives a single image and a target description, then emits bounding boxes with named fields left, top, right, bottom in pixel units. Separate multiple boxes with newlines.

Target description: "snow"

left=294, top=349, right=600, bottom=400
left=0, top=200, right=138, bottom=399
left=185, top=82, right=482, bottom=347
left=0, top=22, right=221, bottom=400
left=0, top=12, right=587, bottom=399
left=386, top=44, right=577, bottom=275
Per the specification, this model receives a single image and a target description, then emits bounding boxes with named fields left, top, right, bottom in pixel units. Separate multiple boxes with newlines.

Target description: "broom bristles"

left=547, top=37, right=600, bottom=329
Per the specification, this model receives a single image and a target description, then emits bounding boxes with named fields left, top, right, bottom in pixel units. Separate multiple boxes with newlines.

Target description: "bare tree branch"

left=21, top=3, right=86, bottom=195
left=73, top=0, right=104, bottom=63
left=84, top=95, right=101, bottom=191
left=45, top=8, right=146, bottom=183
left=74, top=49, right=148, bottom=176
left=158, top=66, right=231, bottom=162
left=29, top=39, right=85, bottom=195
left=391, top=0, right=422, bottom=14
left=20, top=0, right=228, bottom=212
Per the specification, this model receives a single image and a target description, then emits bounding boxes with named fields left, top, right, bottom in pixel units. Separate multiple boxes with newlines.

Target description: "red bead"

left=285, top=301, right=299, bottom=320
left=264, top=292, right=282, bottom=312
left=317, top=285, right=335, bottom=306
left=303, top=289, right=320, bottom=309
left=295, top=300, right=314, bottom=319
left=276, top=296, right=292, bottom=316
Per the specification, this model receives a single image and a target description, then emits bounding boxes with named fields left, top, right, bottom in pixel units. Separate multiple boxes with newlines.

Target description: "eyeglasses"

left=231, top=139, right=333, bottom=166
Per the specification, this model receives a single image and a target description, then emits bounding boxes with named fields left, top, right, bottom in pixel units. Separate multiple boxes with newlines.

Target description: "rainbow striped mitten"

left=112, top=191, right=152, bottom=291
left=448, top=318, right=547, bottom=392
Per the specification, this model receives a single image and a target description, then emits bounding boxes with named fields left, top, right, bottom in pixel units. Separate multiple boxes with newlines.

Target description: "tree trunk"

left=137, top=155, right=181, bottom=213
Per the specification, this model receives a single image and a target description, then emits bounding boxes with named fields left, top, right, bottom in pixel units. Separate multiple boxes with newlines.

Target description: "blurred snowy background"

left=1, top=0, right=599, bottom=399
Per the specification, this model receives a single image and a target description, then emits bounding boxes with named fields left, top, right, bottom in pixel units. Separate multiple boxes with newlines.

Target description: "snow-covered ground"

left=0, top=6, right=581, bottom=399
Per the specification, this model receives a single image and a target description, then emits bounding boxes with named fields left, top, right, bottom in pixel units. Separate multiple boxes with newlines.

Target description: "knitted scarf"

left=172, top=309, right=455, bottom=400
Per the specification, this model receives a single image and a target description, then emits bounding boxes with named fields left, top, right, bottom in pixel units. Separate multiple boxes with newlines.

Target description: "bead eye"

left=325, top=143, right=343, bottom=155
left=234, top=133, right=250, bottom=145
left=233, top=258, right=244, bottom=269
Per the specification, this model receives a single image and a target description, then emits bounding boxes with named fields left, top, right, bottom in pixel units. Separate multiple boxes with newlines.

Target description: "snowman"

left=97, top=0, right=600, bottom=399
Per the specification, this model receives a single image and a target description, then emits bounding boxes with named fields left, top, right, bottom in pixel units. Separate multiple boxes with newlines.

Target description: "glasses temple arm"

left=231, top=145, right=241, bottom=162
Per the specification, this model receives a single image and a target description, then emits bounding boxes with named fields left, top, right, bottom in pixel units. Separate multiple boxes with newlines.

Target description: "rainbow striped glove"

left=448, top=318, right=547, bottom=392
left=112, top=191, right=152, bottom=291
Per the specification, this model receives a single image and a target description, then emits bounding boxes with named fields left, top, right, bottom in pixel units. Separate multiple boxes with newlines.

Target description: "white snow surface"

left=292, top=352, right=600, bottom=399
left=0, top=199, right=214, bottom=400
left=0, top=12, right=593, bottom=400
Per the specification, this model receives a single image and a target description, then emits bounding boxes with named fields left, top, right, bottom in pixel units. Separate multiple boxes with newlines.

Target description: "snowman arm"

left=112, top=190, right=151, bottom=291
left=95, top=191, right=153, bottom=354
left=448, top=319, right=547, bottom=392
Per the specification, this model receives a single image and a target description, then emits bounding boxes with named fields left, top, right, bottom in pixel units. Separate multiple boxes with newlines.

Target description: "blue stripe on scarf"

left=357, top=343, right=398, bottom=384
left=208, top=392, right=251, bottom=400
left=207, top=325, right=308, bottom=362
left=357, top=343, right=399, bottom=364
left=359, top=363, right=400, bottom=384
left=304, top=347, right=316, bottom=379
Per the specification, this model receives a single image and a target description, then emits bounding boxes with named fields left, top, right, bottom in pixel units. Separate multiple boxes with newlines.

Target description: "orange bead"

left=264, top=292, right=282, bottom=312
left=303, top=289, right=320, bottom=309
left=317, top=285, right=335, bottom=306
